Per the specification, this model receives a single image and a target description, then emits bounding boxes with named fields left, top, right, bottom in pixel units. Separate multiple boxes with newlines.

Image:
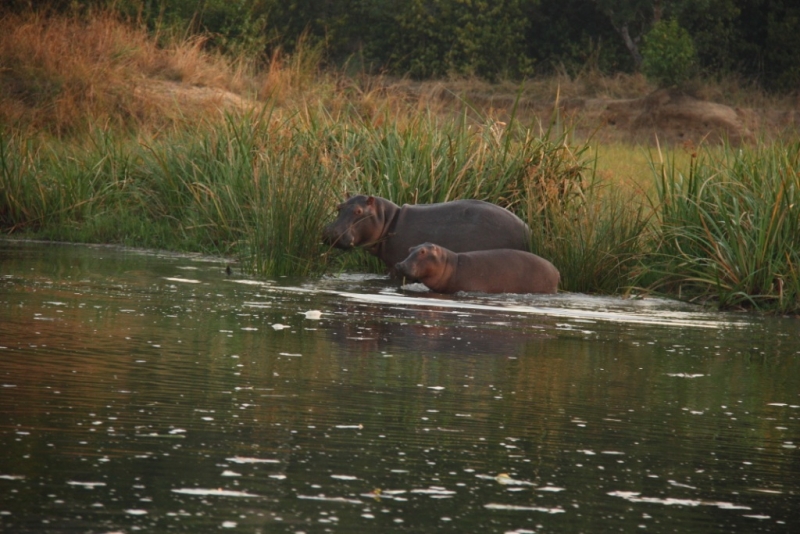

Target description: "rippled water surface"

left=1, top=241, right=798, bottom=533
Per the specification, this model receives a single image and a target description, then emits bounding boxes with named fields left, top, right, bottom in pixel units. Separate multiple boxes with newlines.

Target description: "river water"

left=0, top=240, right=798, bottom=533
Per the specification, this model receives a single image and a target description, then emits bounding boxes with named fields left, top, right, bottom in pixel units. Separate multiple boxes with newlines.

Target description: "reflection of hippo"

left=322, top=195, right=530, bottom=277
left=395, top=243, right=559, bottom=294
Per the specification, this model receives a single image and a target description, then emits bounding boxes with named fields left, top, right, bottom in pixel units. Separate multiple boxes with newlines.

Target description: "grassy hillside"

left=1, top=10, right=798, bottom=312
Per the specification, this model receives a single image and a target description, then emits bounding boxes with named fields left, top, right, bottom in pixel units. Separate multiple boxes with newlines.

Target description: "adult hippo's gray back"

left=322, top=194, right=530, bottom=276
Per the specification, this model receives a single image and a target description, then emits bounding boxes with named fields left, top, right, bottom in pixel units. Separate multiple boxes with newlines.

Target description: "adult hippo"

left=322, top=194, right=530, bottom=276
left=395, top=242, right=559, bottom=294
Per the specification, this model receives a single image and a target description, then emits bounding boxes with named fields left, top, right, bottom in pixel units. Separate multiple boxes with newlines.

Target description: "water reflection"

left=0, top=240, right=798, bottom=533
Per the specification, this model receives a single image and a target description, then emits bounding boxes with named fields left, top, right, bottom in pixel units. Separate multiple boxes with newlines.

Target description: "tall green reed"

left=1, top=108, right=338, bottom=276
left=514, top=123, right=650, bottom=294
left=133, top=107, right=337, bottom=275
left=0, top=130, right=132, bottom=237
left=340, top=103, right=586, bottom=212
left=648, top=141, right=800, bottom=312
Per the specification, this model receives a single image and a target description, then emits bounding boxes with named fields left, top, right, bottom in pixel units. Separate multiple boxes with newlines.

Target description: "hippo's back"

left=382, top=199, right=530, bottom=269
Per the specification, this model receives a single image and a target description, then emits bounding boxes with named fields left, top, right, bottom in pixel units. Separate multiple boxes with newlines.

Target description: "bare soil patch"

left=391, top=81, right=800, bottom=145
left=561, top=89, right=799, bottom=145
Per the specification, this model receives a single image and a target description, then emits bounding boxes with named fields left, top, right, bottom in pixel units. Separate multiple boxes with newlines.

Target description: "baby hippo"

left=395, top=243, right=559, bottom=294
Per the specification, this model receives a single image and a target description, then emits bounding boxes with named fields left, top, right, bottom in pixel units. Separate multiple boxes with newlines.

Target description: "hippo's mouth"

left=322, top=228, right=355, bottom=249
left=394, top=262, right=413, bottom=278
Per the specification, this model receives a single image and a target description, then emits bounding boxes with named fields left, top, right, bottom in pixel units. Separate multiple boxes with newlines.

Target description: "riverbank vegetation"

left=1, top=8, right=798, bottom=313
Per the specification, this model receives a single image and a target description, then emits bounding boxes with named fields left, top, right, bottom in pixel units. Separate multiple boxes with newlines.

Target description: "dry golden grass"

left=0, top=10, right=253, bottom=135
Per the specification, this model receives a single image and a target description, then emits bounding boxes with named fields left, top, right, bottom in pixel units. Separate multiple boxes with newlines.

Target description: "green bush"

left=641, top=19, right=697, bottom=87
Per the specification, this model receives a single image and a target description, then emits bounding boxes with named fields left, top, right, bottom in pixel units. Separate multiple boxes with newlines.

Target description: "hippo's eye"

left=354, top=208, right=363, bottom=216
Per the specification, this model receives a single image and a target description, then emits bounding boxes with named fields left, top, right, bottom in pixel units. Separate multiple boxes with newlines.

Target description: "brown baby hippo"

left=322, top=194, right=530, bottom=277
left=395, top=243, right=559, bottom=294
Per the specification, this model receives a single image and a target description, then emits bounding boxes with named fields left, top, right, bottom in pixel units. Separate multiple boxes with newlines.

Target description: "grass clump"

left=0, top=110, right=337, bottom=276
left=645, top=141, right=800, bottom=313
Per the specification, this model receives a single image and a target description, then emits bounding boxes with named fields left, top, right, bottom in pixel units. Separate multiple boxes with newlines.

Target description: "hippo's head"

left=322, top=195, right=383, bottom=250
left=395, top=242, right=443, bottom=281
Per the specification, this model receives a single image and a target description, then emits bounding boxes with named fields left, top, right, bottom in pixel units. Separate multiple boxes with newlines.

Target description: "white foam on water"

left=225, top=457, right=280, bottom=464
left=171, top=488, right=259, bottom=497
left=67, top=481, right=106, bottom=489
left=337, top=291, right=747, bottom=329
left=485, top=503, right=565, bottom=514
left=608, top=491, right=751, bottom=510
left=264, top=283, right=752, bottom=330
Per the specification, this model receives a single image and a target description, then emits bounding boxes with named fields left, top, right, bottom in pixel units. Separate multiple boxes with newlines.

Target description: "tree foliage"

left=387, top=0, right=534, bottom=79
left=641, top=18, right=697, bottom=87
left=3, top=0, right=799, bottom=90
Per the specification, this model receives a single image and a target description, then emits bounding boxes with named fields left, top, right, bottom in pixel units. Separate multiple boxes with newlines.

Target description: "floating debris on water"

left=493, top=474, right=535, bottom=486
left=297, top=494, right=362, bottom=504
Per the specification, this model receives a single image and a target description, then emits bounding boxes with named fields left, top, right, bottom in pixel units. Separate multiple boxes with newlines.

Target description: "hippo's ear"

left=366, top=196, right=375, bottom=206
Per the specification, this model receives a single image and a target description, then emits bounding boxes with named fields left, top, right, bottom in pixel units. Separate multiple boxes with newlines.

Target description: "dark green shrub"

left=641, top=19, right=697, bottom=87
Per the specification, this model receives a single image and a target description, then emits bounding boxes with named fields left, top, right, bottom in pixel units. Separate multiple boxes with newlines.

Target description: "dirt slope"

left=129, top=80, right=800, bottom=145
